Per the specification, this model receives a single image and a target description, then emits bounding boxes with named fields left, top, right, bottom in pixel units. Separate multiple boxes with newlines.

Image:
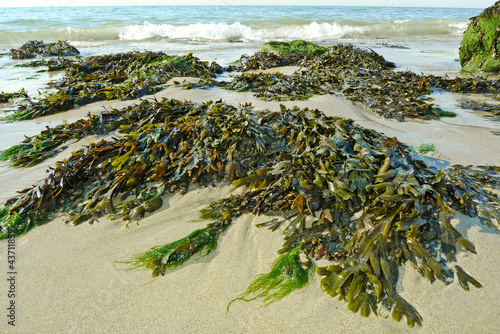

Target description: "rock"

left=258, top=40, right=327, bottom=55
left=459, top=1, right=500, bottom=72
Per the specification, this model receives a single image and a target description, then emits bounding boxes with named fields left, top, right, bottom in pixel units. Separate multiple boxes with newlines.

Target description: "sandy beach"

left=1, top=70, right=500, bottom=334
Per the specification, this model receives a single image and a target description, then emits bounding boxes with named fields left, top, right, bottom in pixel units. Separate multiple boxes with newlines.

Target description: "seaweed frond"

left=124, top=222, right=229, bottom=277
left=0, top=204, right=48, bottom=239
left=227, top=242, right=314, bottom=310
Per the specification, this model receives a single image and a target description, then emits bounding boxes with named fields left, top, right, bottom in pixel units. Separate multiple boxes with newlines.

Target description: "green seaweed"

left=417, top=143, right=436, bottom=154
left=0, top=205, right=49, bottom=238
left=258, top=40, right=327, bottom=55
left=164, top=54, right=199, bottom=73
left=125, top=222, right=228, bottom=277
left=228, top=243, right=314, bottom=309
left=0, top=116, right=105, bottom=166
left=0, top=128, right=65, bottom=166
left=0, top=206, right=28, bottom=239
left=459, top=1, right=500, bottom=72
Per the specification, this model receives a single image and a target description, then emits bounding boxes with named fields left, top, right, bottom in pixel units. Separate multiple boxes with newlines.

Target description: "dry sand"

left=1, top=78, right=500, bottom=333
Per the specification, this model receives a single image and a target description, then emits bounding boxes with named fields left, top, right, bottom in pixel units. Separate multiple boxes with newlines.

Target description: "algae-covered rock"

left=258, top=40, right=327, bottom=55
left=459, top=1, right=500, bottom=72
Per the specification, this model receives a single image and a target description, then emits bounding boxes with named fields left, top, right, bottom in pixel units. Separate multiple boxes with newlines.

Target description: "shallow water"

left=0, top=60, right=62, bottom=96
left=0, top=6, right=478, bottom=44
left=430, top=91, right=500, bottom=130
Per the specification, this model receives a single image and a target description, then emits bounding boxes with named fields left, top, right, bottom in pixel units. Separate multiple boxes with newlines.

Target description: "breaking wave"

left=0, top=19, right=469, bottom=47
left=116, top=19, right=469, bottom=41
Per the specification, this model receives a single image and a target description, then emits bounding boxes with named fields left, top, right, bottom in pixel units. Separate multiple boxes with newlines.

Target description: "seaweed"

left=0, top=89, right=29, bottom=103
left=1, top=97, right=499, bottom=328
left=227, top=242, right=314, bottom=308
left=0, top=111, right=115, bottom=167
left=125, top=222, right=229, bottom=277
left=460, top=99, right=500, bottom=122
left=417, top=143, right=436, bottom=154
left=10, top=40, right=80, bottom=60
left=4, top=50, right=220, bottom=121
left=258, top=40, right=328, bottom=55
left=0, top=126, right=69, bottom=167
left=226, top=43, right=500, bottom=121
left=0, top=205, right=49, bottom=239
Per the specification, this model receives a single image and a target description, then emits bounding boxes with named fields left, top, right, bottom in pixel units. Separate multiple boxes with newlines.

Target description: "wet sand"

left=1, top=76, right=500, bottom=333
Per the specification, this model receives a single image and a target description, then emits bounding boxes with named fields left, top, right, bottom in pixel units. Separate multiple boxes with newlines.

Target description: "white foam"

left=119, top=21, right=254, bottom=41
left=116, top=21, right=367, bottom=42
left=0, top=19, right=471, bottom=48
left=448, top=22, right=469, bottom=35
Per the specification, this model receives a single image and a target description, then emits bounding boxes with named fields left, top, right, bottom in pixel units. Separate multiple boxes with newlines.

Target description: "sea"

left=0, top=5, right=484, bottom=71
left=0, top=5, right=495, bottom=147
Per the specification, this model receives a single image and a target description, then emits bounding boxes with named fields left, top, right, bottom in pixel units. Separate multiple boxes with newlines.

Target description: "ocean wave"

left=0, top=18, right=469, bottom=47
left=119, top=22, right=254, bottom=41
left=117, top=19, right=469, bottom=41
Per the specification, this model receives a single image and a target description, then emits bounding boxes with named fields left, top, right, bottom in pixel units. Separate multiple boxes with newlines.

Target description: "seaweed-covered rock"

left=258, top=40, right=327, bottom=55
left=459, top=1, right=500, bottom=72
left=10, top=40, right=80, bottom=60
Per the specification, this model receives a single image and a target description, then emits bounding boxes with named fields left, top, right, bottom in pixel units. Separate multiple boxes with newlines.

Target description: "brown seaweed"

left=1, top=98, right=498, bottom=328
left=4, top=50, right=221, bottom=121
left=460, top=99, right=500, bottom=122
left=10, top=40, right=80, bottom=60
left=0, top=89, right=29, bottom=103
left=225, top=44, right=500, bottom=121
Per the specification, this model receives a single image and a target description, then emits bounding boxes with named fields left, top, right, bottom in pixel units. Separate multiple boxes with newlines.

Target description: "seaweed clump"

left=0, top=99, right=499, bottom=327
left=227, top=43, right=500, bottom=121
left=228, top=242, right=314, bottom=307
left=127, top=222, right=230, bottom=277
left=238, top=40, right=327, bottom=70
left=10, top=40, right=80, bottom=60
left=258, top=40, right=328, bottom=55
left=0, top=89, right=29, bottom=103
left=0, top=115, right=109, bottom=167
left=4, top=50, right=221, bottom=121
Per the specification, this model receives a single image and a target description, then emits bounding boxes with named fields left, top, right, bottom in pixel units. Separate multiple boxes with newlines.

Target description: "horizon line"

left=0, top=4, right=483, bottom=9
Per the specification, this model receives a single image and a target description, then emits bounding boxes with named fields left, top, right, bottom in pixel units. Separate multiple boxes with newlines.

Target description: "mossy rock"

left=258, top=40, right=327, bottom=55
left=459, top=1, right=500, bottom=72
